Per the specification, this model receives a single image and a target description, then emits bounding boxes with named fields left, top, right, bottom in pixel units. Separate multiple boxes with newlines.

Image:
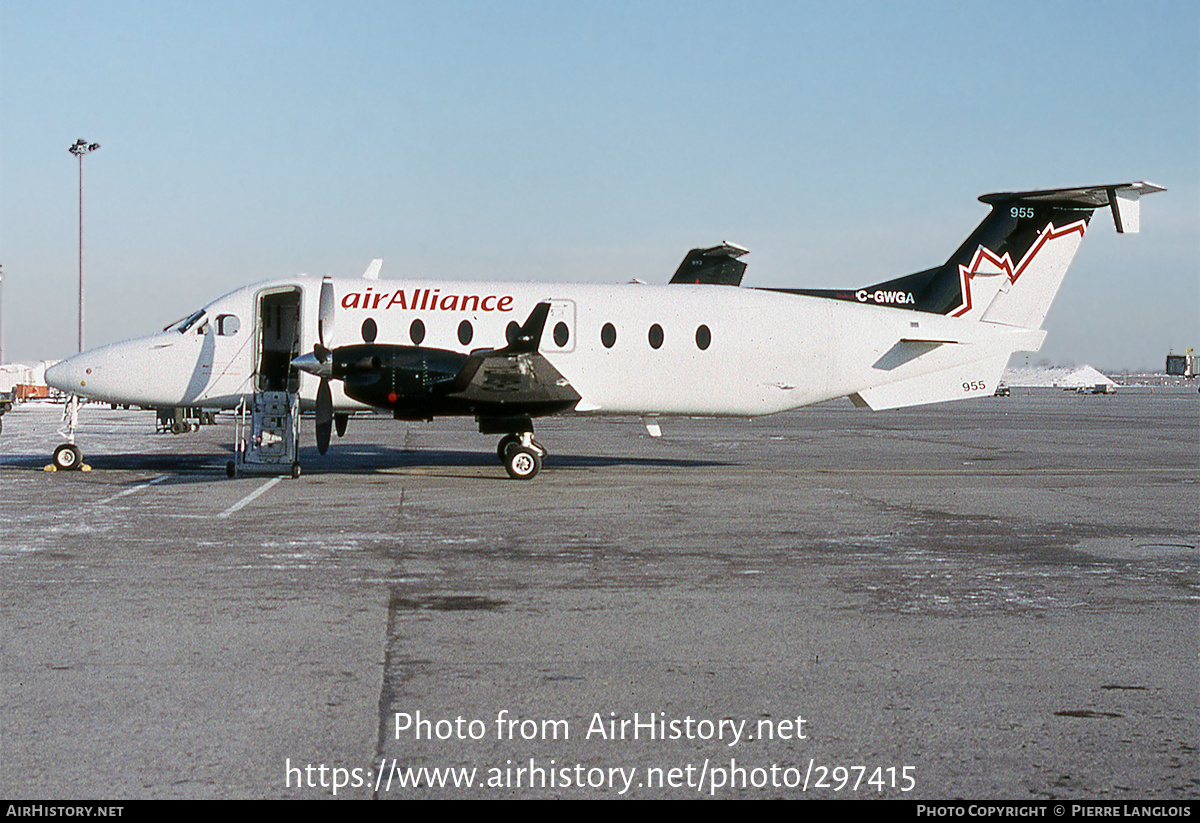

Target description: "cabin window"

left=553, top=322, right=569, bottom=347
left=601, top=323, right=617, bottom=349
left=506, top=321, right=520, bottom=344
left=648, top=323, right=664, bottom=349
left=409, top=318, right=425, bottom=345
left=695, top=324, right=711, bottom=350
left=361, top=317, right=378, bottom=343
left=458, top=320, right=473, bottom=346
left=217, top=315, right=240, bottom=336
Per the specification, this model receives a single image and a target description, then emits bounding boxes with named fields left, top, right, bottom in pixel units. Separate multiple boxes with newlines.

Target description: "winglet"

left=502, top=302, right=550, bottom=354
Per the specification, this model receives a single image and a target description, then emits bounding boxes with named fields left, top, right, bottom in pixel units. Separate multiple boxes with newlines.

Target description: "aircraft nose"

left=46, top=351, right=118, bottom=398
left=45, top=355, right=93, bottom=393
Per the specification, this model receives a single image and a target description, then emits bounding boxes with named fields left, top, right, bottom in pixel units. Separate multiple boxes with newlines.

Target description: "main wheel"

left=504, top=446, right=542, bottom=480
left=53, top=443, right=83, bottom=471
left=497, top=434, right=547, bottom=461
left=497, top=433, right=522, bottom=462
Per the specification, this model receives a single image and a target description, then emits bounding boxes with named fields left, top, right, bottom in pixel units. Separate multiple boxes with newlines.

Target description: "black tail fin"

left=783, top=182, right=1163, bottom=326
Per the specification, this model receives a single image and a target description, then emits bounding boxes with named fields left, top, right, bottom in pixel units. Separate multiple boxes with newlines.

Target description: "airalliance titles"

left=341, top=287, right=515, bottom=312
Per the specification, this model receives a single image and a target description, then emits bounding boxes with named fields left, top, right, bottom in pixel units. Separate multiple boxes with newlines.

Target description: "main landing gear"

left=496, top=432, right=547, bottom=480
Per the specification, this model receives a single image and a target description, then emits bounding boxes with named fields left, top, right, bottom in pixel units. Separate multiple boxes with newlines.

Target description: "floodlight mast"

left=68, top=139, right=100, bottom=354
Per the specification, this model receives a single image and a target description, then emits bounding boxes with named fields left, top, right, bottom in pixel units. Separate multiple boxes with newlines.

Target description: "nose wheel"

left=497, top=432, right=546, bottom=480
left=53, top=443, right=84, bottom=471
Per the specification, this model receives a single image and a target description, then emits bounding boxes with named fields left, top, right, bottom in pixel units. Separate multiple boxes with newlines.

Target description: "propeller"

left=314, top=277, right=335, bottom=454
left=293, top=277, right=370, bottom=454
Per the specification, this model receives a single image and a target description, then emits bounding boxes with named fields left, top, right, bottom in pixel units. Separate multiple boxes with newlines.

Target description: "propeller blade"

left=318, top=276, right=335, bottom=351
left=315, top=378, right=333, bottom=455
left=505, top=302, right=551, bottom=354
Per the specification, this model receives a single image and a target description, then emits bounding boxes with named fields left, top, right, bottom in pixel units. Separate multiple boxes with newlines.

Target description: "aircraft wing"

left=445, top=302, right=581, bottom=409
left=447, top=349, right=581, bottom=407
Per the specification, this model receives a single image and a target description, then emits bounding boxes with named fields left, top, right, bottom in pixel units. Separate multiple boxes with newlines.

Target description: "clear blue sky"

left=2, top=0, right=1196, bottom=371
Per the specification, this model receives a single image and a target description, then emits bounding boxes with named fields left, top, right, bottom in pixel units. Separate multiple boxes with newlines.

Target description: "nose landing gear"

left=49, top=394, right=87, bottom=471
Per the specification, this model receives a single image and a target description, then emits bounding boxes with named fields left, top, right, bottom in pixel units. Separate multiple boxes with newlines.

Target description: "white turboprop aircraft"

left=45, top=182, right=1163, bottom=479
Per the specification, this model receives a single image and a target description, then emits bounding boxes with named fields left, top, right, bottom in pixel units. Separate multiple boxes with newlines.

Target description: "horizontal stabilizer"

left=851, top=353, right=1012, bottom=410
left=978, top=181, right=1165, bottom=234
left=854, top=325, right=1043, bottom=410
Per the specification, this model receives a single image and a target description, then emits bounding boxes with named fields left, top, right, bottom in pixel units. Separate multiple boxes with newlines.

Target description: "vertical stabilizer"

left=782, top=182, right=1164, bottom=330
left=826, top=183, right=1164, bottom=411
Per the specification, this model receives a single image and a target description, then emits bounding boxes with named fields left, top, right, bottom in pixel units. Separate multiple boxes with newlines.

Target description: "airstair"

left=229, top=390, right=301, bottom=477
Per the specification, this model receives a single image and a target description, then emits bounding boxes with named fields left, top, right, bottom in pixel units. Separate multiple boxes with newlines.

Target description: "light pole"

left=68, top=139, right=99, bottom=354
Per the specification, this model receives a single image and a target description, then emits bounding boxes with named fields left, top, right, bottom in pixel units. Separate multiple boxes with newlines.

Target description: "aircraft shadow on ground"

left=1, top=445, right=725, bottom=484
left=298, top=446, right=727, bottom=475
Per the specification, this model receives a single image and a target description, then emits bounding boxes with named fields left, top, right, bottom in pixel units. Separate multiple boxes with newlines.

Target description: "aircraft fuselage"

left=47, top=276, right=1032, bottom=417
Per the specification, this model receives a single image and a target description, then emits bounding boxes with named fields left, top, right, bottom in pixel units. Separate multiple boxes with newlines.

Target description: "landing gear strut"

left=497, top=431, right=546, bottom=480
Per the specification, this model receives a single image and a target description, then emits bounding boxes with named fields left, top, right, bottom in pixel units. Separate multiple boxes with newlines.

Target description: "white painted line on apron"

left=97, top=475, right=170, bottom=506
left=217, top=476, right=283, bottom=519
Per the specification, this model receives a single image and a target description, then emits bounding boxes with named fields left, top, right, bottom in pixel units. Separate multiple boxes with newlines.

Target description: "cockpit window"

left=165, top=310, right=206, bottom=333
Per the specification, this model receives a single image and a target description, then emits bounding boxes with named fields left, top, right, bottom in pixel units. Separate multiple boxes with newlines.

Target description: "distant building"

left=1001, top=365, right=1117, bottom=390
left=0, top=361, right=53, bottom=397
left=1165, top=350, right=1197, bottom=378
